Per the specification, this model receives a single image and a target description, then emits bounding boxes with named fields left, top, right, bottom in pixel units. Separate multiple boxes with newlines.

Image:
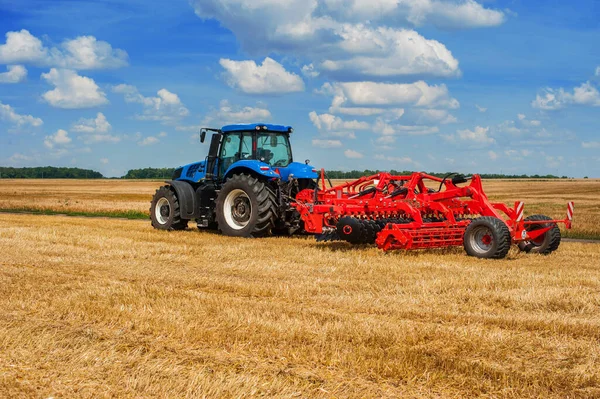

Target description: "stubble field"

left=1, top=178, right=600, bottom=398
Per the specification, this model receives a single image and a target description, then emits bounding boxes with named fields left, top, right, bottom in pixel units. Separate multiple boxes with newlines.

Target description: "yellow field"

left=1, top=179, right=600, bottom=398
left=0, top=178, right=598, bottom=238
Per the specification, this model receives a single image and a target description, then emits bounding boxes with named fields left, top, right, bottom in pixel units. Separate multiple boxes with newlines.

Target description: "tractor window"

left=220, top=133, right=241, bottom=175
left=240, top=133, right=253, bottom=160
left=256, top=133, right=292, bottom=167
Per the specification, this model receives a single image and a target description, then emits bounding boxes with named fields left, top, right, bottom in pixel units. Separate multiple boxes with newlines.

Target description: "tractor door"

left=205, top=133, right=222, bottom=180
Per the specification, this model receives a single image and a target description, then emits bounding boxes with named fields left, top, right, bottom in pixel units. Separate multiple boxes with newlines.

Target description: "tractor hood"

left=275, top=162, right=318, bottom=180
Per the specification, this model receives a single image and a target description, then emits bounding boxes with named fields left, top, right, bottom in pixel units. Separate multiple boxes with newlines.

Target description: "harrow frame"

left=292, top=170, right=573, bottom=256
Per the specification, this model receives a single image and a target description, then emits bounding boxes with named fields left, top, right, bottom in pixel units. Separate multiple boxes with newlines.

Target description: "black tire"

left=215, top=174, right=277, bottom=237
left=463, top=217, right=511, bottom=259
left=518, top=215, right=561, bottom=254
left=150, top=185, right=188, bottom=230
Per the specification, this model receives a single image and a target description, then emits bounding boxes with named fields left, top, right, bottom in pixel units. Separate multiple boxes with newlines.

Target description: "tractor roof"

left=221, top=123, right=293, bottom=133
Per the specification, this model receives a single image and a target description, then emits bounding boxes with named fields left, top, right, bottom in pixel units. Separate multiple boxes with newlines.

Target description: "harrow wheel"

left=150, top=185, right=188, bottom=231
left=463, top=217, right=511, bottom=259
left=216, top=174, right=277, bottom=238
left=518, top=214, right=561, bottom=255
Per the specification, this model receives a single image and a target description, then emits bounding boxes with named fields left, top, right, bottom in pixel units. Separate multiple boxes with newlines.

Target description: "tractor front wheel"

left=150, top=186, right=188, bottom=230
left=216, top=174, right=277, bottom=237
left=518, top=214, right=561, bottom=254
left=463, top=217, right=511, bottom=259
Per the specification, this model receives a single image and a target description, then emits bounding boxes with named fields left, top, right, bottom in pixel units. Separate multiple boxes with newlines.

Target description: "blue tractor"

left=150, top=123, right=319, bottom=237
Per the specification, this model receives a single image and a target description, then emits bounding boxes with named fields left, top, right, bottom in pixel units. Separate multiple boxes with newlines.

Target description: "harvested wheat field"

left=1, top=179, right=600, bottom=398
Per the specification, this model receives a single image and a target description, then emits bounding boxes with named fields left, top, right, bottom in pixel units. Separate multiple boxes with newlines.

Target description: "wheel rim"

left=155, top=197, right=170, bottom=225
left=223, top=189, right=251, bottom=230
left=469, top=225, right=494, bottom=254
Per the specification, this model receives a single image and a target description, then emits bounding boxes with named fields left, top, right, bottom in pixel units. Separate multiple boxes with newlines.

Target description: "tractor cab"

left=174, top=123, right=317, bottom=184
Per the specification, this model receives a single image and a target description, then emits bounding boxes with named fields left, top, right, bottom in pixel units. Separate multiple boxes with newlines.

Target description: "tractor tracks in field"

left=0, top=209, right=598, bottom=244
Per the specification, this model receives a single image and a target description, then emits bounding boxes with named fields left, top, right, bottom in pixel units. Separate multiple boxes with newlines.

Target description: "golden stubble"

left=1, top=213, right=600, bottom=398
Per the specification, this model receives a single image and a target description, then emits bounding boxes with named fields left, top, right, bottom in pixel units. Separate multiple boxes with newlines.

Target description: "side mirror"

left=200, top=129, right=206, bottom=143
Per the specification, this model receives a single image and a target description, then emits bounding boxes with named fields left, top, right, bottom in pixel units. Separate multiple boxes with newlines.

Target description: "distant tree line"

left=0, top=166, right=571, bottom=180
left=324, top=170, right=566, bottom=180
left=0, top=166, right=103, bottom=179
left=122, top=168, right=174, bottom=179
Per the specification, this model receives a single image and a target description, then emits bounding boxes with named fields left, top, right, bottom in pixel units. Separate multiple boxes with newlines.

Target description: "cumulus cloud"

left=220, top=57, right=304, bottom=94
left=0, top=65, right=27, bottom=83
left=138, top=136, right=160, bottom=146
left=475, top=104, right=487, bottom=113
left=312, top=139, right=343, bottom=148
left=372, top=118, right=439, bottom=138
left=444, top=126, right=495, bottom=146
left=320, top=25, right=460, bottom=79
left=344, top=149, right=364, bottom=159
left=202, top=100, right=272, bottom=125
left=190, top=0, right=486, bottom=80
left=532, top=81, right=600, bottom=110
left=582, top=141, right=600, bottom=149
left=309, top=111, right=370, bottom=133
left=321, top=81, right=459, bottom=111
left=72, top=112, right=111, bottom=133
left=0, top=30, right=128, bottom=69
left=70, top=112, right=120, bottom=144
left=0, top=101, right=43, bottom=127
left=41, top=68, right=108, bottom=109
left=44, top=129, right=72, bottom=149
left=112, top=84, right=189, bottom=123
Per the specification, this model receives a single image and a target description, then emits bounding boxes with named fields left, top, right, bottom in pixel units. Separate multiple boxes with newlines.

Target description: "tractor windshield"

left=256, top=133, right=292, bottom=167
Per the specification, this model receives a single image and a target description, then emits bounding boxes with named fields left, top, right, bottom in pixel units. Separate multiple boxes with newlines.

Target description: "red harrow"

left=292, top=171, right=574, bottom=259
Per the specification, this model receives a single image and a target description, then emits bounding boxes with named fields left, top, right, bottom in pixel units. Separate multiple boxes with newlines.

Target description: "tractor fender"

left=223, top=160, right=280, bottom=181
left=165, top=180, right=199, bottom=219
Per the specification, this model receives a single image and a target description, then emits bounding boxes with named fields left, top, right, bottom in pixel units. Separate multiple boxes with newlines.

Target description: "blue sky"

left=0, top=0, right=599, bottom=177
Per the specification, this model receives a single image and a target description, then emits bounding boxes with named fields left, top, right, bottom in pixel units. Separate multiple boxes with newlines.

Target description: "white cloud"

left=44, top=129, right=72, bottom=149
left=72, top=112, right=111, bottom=133
left=517, top=113, right=526, bottom=120
left=312, top=139, right=343, bottom=148
left=532, top=81, right=600, bottom=110
left=190, top=1, right=502, bottom=80
left=320, top=25, right=460, bottom=78
left=220, top=57, right=304, bottom=94
left=488, top=150, right=498, bottom=161
left=475, top=104, right=487, bottom=112
left=301, top=63, right=319, bottom=78
left=372, top=118, right=439, bottom=137
left=203, top=100, right=272, bottom=125
left=41, top=68, right=108, bottom=109
left=445, top=126, right=495, bottom=146
left=138, top=136, right=160, bottom=146
left=59, top=36, right=128, bottom=69
left=112, top=84, right=189, bottom=122
left=0, top=101, right=43, bottom=127
left=457, top=126, right=495, bottom=145
left=413, top=109, right=457, bottom=124
left=0, top=29, right=127, bottom=69
left=344, top=149, right=364, bottom=159
left=374, top=154, right=416, bottom=166
left=0, top=65, right=27, bottom=83
left=100, top=158, right=109, bottom=164
left=309, top=111, right=370, bottom=132
left=158, top=131, right=168, bottom=138
left=322, top=81, right=459, bottom=111
left=582, top=141, right=600, bottom=149
left=545, top=155, right=564, bottom=169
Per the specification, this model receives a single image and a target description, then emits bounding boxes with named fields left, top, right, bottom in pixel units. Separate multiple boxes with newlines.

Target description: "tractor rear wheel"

left=150, top=186, right=188, bottom=230
left=518, top=214, right=561, bottom=254
left=463, top=217, right=511, bottom=259
left=216, top=174, right=277, bottom=237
